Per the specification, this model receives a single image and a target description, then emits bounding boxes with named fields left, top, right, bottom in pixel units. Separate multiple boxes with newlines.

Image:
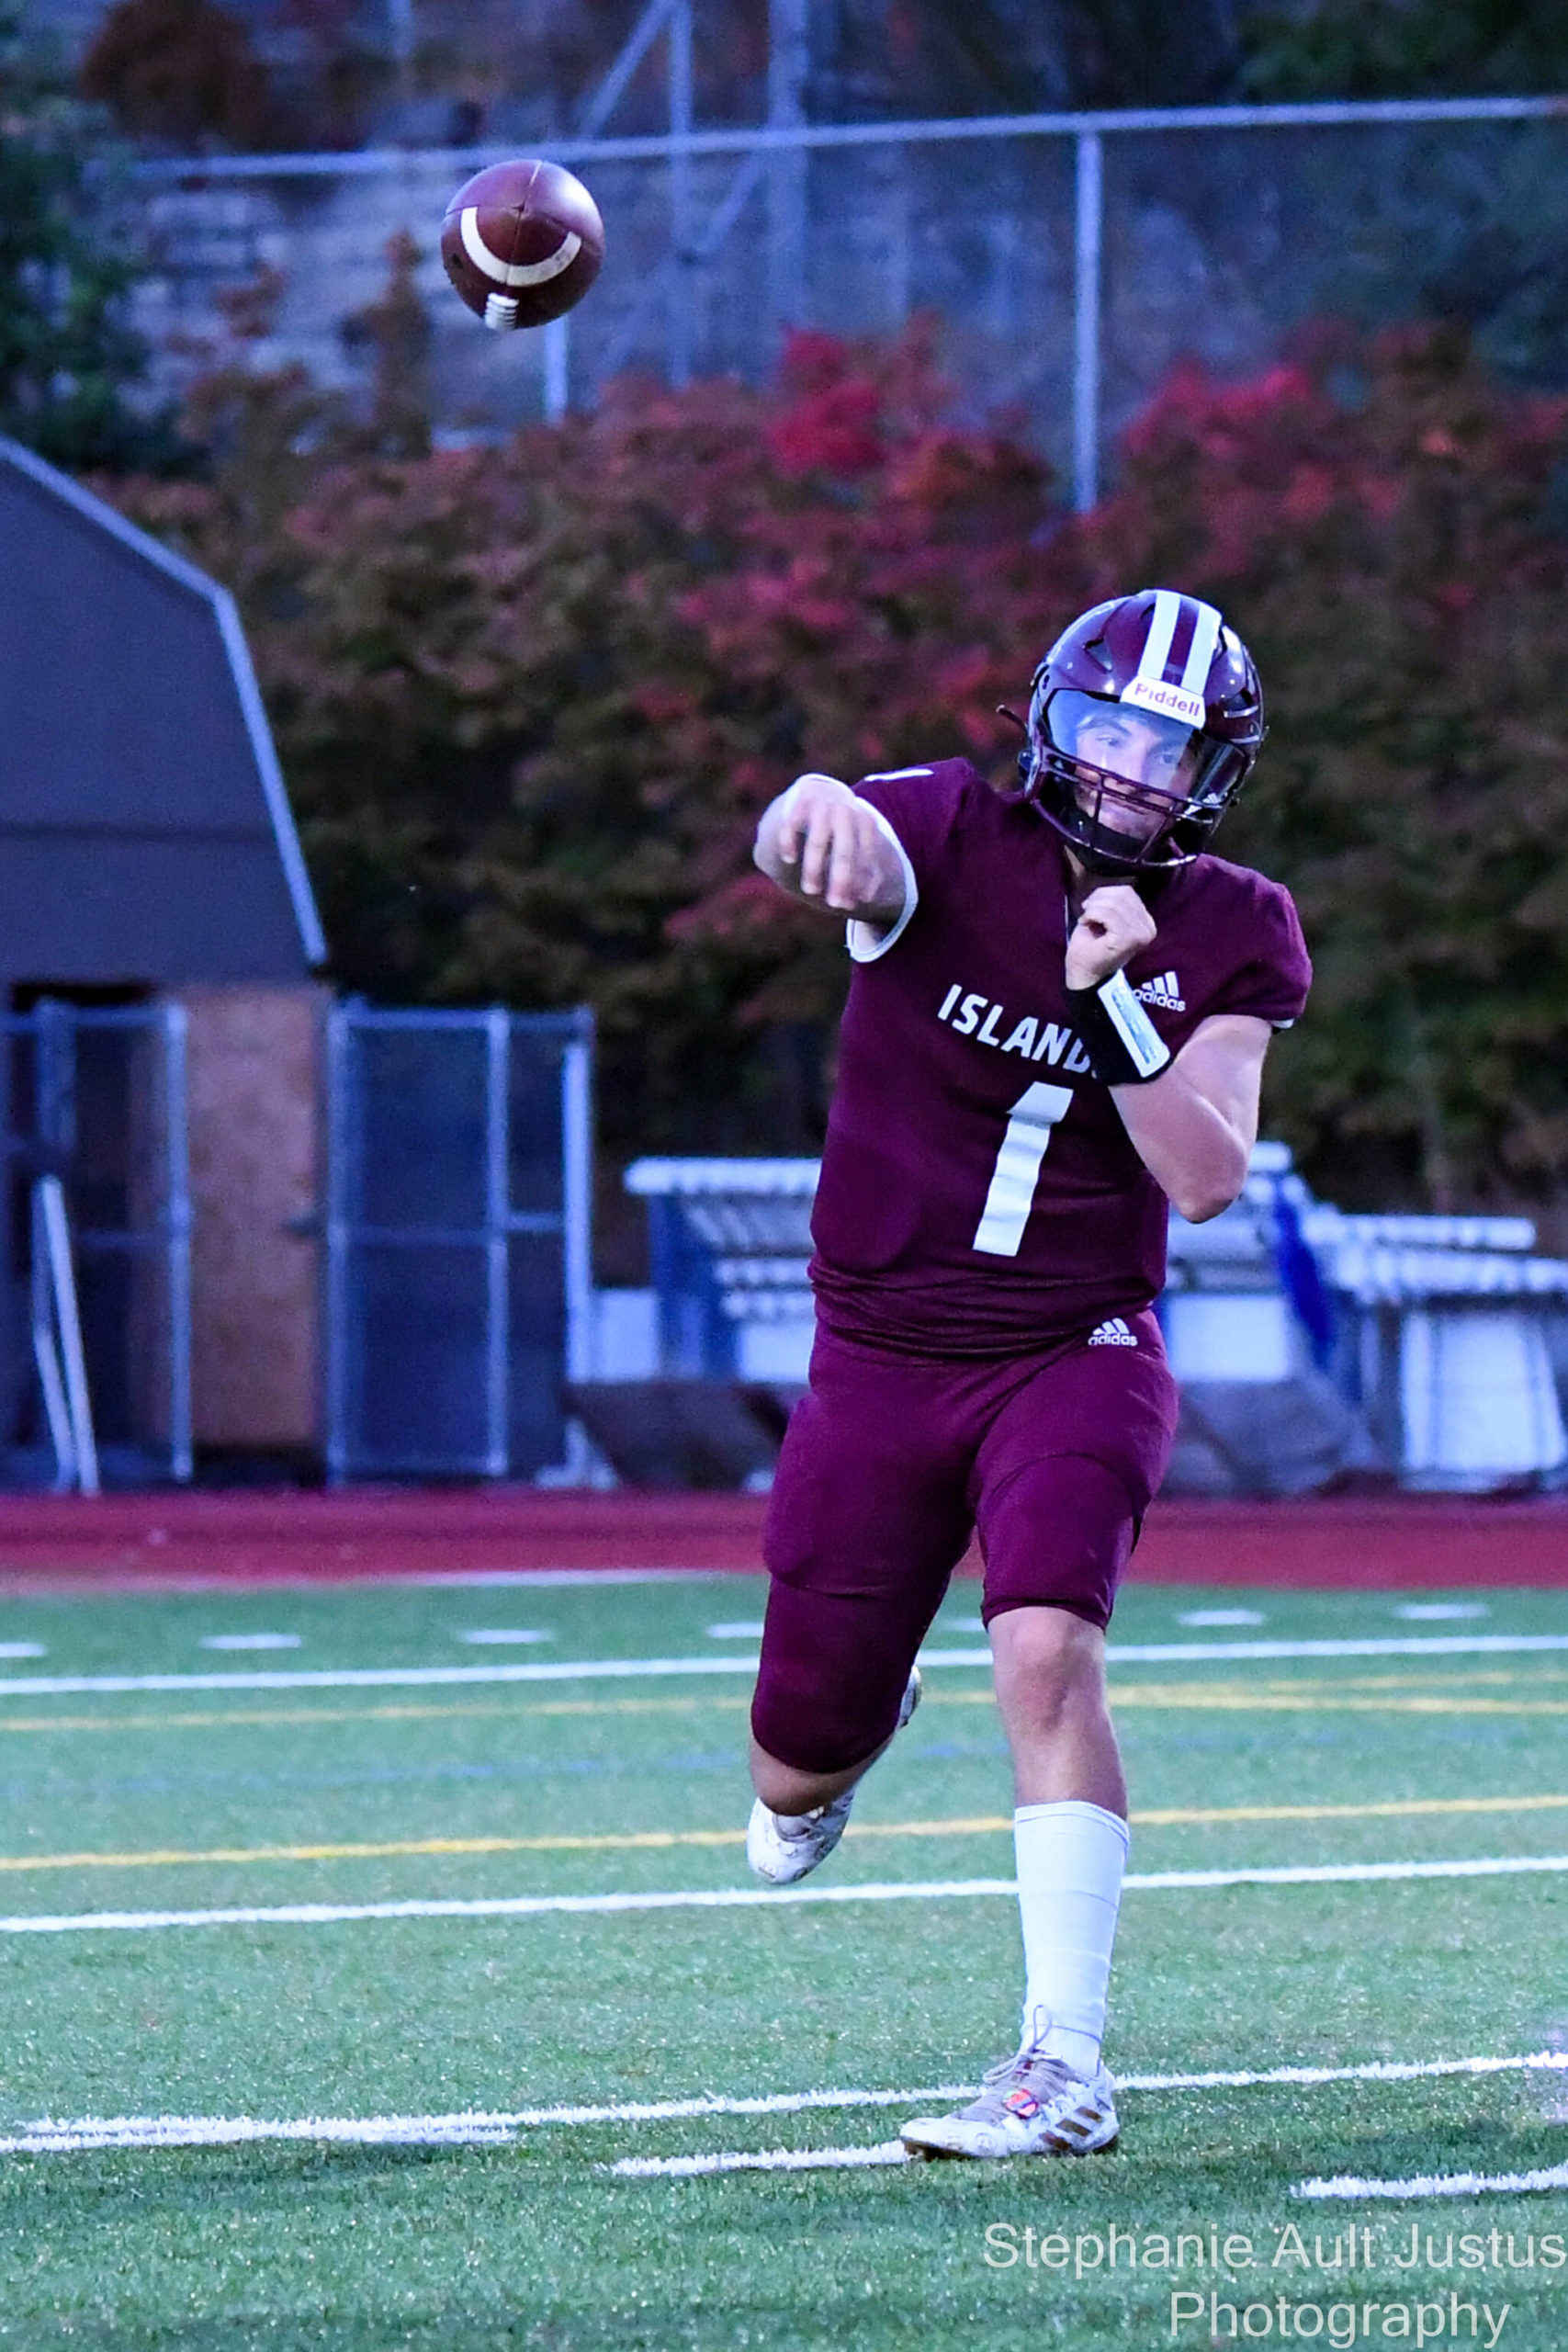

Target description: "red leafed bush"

left=107, top=303, right=1568, bottom=1215
left=113, top=319, right=1073, bottom=1177
left=1081, top=321, right=1568, bottom=1213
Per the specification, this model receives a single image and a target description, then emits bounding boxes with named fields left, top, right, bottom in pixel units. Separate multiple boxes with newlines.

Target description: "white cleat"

left=745, top=1785, right=855, bottom=1884
left=746, top=1668, right=921, bottom=1886
left=900, top=2044, right=1119, bottom=2160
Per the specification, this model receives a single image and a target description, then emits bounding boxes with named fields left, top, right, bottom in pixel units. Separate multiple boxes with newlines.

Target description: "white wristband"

left=1098, top=970, right=1170, bottom=1080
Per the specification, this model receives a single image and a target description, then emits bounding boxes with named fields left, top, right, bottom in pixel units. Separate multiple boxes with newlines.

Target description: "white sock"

left=1013, top=1799, right=1129, bottom=2076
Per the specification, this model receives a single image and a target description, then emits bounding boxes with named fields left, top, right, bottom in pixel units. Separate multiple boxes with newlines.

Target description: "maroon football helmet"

left=1021, top=589, right=1265, bottom=876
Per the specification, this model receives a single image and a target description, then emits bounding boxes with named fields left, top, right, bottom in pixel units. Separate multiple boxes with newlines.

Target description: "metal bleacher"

left=622, top=1159, right=818, bottom=1382
left=605, top=1147, right=1568, bottom=1495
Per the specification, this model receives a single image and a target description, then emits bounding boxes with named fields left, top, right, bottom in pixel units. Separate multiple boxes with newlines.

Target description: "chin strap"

left=1066, top=969, right=1172, bottom=1086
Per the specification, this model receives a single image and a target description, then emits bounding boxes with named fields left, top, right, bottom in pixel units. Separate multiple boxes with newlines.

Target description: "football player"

left=745, top=589, right=1310, bottom=2160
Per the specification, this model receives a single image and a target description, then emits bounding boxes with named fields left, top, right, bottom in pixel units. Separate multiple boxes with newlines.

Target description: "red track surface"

left=0, top=1489, right=1563, bottom=1589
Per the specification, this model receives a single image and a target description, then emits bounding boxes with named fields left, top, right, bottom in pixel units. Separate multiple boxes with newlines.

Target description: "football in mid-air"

left=440, top=159, right=604, bottom=333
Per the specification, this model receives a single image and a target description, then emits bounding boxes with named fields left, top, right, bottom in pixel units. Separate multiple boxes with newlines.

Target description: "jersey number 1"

left=972, top=1081, right=1074, bottom=1258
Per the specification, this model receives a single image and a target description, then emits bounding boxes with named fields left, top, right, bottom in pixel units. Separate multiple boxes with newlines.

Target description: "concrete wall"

left=176, top=983, right=325, bottom=1451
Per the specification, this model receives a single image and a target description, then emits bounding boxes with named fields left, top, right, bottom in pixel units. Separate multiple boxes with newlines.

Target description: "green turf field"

left=0, top=1572, right=1565, bottom=2350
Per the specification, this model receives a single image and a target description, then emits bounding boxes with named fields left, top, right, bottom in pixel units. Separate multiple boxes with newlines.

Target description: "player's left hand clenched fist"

left=1064, top=884, right=1157, bottom=990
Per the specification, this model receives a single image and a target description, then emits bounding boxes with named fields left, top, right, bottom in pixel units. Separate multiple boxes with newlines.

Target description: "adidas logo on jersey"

left=1134, top=969, right=1185, bottom=1012
left=1088, top=1317, right=1138, bottom=1347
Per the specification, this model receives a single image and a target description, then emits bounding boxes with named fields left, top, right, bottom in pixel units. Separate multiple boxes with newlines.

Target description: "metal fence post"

left=543, top=314, right=570, bottom=422
left=323, top=1003, right=351, bottom=1486
left=35, top=1174, right=98, bottom=1497
left=484, top=1007, right=511, bottom=1476
left=561, top=1018, right=594, bottom=1388
left=386, top=0, right=413, bottom=72
left=578, top=0, right=675, bottom=139
left=34, top=999, right=73, bottom=1162
left=29, top=1179, right=75, bottom=1492
left=668, top=0, right=694, bottom=388
left=767, top=0, right=809, bottom=339
left=163, top=1001, right=194, bottom=1482
left=1072, top=127, right=1103, bottom=514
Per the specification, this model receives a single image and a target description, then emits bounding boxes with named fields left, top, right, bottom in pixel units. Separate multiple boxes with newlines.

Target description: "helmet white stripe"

left=1134, top=589, right=1182, bottom=685
left=1178, top=599, right=1223, bottom=695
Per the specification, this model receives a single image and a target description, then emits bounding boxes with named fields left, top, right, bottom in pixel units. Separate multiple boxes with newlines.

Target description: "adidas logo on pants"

left=1088, top=1317, right=1138, bottom=1347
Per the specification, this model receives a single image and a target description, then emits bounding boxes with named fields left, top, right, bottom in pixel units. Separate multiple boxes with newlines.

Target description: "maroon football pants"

left=751, top=1313, right=1179, bottom=1776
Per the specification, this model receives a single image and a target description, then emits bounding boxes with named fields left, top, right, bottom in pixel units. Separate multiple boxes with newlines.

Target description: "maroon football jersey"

left=808, top=758, right=1311, bottom=1355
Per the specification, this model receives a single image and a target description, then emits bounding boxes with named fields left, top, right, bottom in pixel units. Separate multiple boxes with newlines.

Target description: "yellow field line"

left=2, top=1669, right=1567, bottom=1737
left=1252, top=1669, right=1568, bottom=1690
left=1134, top=1792, right=1568, bottom=1826
left=0, top=1696, right=750, bottom=1735
left=931, top=1686, right=1568, bottom=1715
left=1115, top=1692, right=1568, bottom=1715
left=6, top=1792, right=1568, bottom=1873
left=0, top=1829, right=751, bottom=1871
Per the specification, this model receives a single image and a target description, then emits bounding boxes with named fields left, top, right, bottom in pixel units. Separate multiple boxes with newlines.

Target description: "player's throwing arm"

left=754, top=774, right=908, bottom=929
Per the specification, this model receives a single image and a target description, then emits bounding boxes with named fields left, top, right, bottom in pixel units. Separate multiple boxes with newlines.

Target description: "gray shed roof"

left=0, top=437, right=324, bottom=983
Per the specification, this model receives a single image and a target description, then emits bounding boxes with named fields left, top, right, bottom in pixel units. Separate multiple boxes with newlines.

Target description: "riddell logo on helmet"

left=1121, top=675, right=1206, bottom=728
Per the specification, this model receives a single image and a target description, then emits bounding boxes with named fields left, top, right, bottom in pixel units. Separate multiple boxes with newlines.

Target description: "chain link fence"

left=134, top=96, right=1568, bottom=495
left=323, top=1003, right=592, bottom=1481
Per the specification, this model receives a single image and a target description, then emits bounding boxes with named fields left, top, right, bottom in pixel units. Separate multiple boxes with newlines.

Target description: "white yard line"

left=0, top=2091, right=979, bottom=2153
left=1298, top=2159, right=1568, bottom=2202
left=197, top=1635, right=301, bottom=1652
left=8, top=2052, right=1563, bottom=2160
left=0, top=1878, right=1019, bottom=1934
left=1124, top=2052, right=1568, bottom=2092
left=0, top=1658, right=770, bottom=1697
left=456, top=1632, right=553, bottom=1645
left=613, top=2142, right=913, bottom=2176
left=1100, top=1635, right=1568, bottom=1664
left=5, top=1632, right=1568, bottom=1698
left=1122, top=1855, right=1568, bottom=1891
left=0, top=2114, right=519, bottom=2152
left=5, top=1855, right=1568, bottom=1937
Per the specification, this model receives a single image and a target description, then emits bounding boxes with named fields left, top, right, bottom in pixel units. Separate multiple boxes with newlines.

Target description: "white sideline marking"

left=0, top=2090, right=980, bottom=2154
left=1124, top=1855, right=1568, bottom=1890
left=0, top=1879, right=1018, bottom=1935
left=1, top=2113, right=518, bottom=2153
left=607, top=2051, right=1568, bottom=2177
left=6, top=1856, right=1568, bottom=1937
left=442, top=2085, right=976, bottom=2127
left=0, top=1644, right=44, bottom=1659
left=1179, top=1610, right=1265, bottom=1626
left=457, top=1631, right=552, bottom=1645
left=198, top=1635, right=301, bottom=1652
left=0, top=1658, right=768, bottom=1696
left=6, top=1632, right=1568, bottom=1697
left=1397, top=1603, right=1489, bottom=1621
left=614, top=2142, right=912, bottom=2177
left=706, top=1623, right=764, bottom=1639
left=6, top=2053, right=1564, bottom=2158
left=1123, top=2052, right=1568, bottom=2092
left=1100, top=1636, right=1568, bottom=1664
left=1299, top=2159, right=1568, bottom=2202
